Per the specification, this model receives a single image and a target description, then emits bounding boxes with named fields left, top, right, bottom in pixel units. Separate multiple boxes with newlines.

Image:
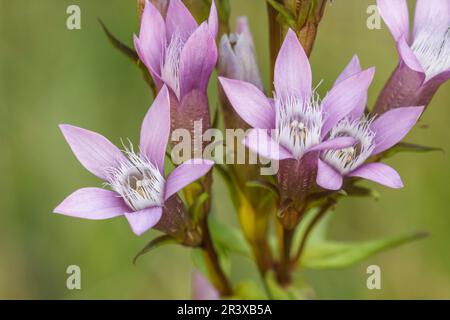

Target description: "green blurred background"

left=1, top=0, right=449, bottom=299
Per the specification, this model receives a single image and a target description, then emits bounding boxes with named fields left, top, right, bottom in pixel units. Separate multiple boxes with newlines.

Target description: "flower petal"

left=164, top=159, right=214, bottom=200
left=413, top=0, right=450, bottom=39
left=307, top=137, right=357, bottom=153
left=316, top=159, right=343, bottom=190
left=348, top=163, right=403, bottom=188
left=274, top=29, right=312, bottom=100
left=417, top=70, right=450, bottom=106
left=377, top=0, right=410, bottom=41
left=219, top=77, right=274, bottom=129
left=397, top=37, right=424, bottom=73
left=192, top=272, right=219, bottom=300
left=243, top=129, right=293, bottom=160
left=371, top=106, right=424, bottom=155
left=165, top=0, right=198, bottom=42
left=125, top=206, right=163, bottom=236
left=321, top=67, right=375, bottom=136
left=59, top=124, right=127, bottom=180
left=208, top=0, right=218, bottom=39
left=140, top=86, right=171, bottom=173
left=179, top=22, right=217, bottom=98
left=135, top=1, right=166, bottom=75
left=54, top=188, right=127, bottom=220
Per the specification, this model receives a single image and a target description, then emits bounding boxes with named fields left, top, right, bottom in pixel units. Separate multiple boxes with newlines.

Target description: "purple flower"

left=375, top=0, right=450, bottom=113
left=134, top=0, right=218, bottom=101
left=219, top=29, right=374, bottom=199
left=54, top=86, right=213, bottom=236
left=192, top=272, right=219, bottom=300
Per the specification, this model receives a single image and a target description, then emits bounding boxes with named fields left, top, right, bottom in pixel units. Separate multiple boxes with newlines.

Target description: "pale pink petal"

left=274, top=29, right=312, bottom=100
left=371, top=106, right=424, bottom=155
left=377, top=0, right=410, bottom=41
left=166, top=0, right=198, bottom=42
left=418, top=70, right=450, bottom=105
left=208, top=0, right=218, bottom=39
left=413, top=0, right=450, bottom=39
left=179, top=22, right=217, bottom=98
left=397, top=37, right=424, bottom=73
left=321, top=67, right=375, bottom=136
left=307, top=137, right=356, bottom=153
left=164, top=159, right=214, bottom=200
left=140, top=86, right=170, bottom=173
left=192, top=272, right=219, bottom=300
left=125, top=206, right=163, bottom=236
left=219, top=77, right=274, bottom=129
left=54, top=188, right=127, bottom=220
left=59, top=124, right=127, bottom=181
left=243, top=129, right=293, bottom=160
left=348, top=163, right=404, bottom=188
left=316, top=159, right=343, bottom=190
left=134, top=34, right=164, bottom=89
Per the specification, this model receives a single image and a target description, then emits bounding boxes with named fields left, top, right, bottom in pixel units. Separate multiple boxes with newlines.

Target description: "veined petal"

left=140, top=86, right=171, bottom=173
left=321, top=67, right=375, bottom=136
left=125, top=206, right=163, bottom=236
left=377, top=0, right=410, bottom=41
left=418, top=69, right=450, bottom=106
left=59, top=124, right=127, bottom=181
left=275, top=29, right=312, bottom=100
left=371, top=106, right=424, bottom=155
left=164, top=159, right=214, bottom=200
left=307, top=136, right=356, bottom=153
left=244, top=129, right=293, bottom=160
left=413, top=0, right=450, bottom=40
left=166, top=0, right=198, bottom=42
left=397, top=37, right=425, bottom=74
left=54, top=188, right=127, bottom=220
left=219, top=77, right=274, bottom=129
left=179, top=22, right=217, bottom=98
left=348, top=162, right=404, bottom=188
left=316, top=159, right=343, bottom=190
left=135, top=1, right=166, bottom=74
left=208, top=0, right=218, bottom=39
left=134, top=34, right=164, bottom=89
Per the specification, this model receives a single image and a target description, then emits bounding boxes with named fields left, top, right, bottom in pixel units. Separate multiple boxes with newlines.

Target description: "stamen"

left=412, top=26, right=450, bottom=81
left=161, top=32, right=184, bottom=99
left=322, top=117, right=375, bottom=174
left=106, top=144, right=165, bottom=211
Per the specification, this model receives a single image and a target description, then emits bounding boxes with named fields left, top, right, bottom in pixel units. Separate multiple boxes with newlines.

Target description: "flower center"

left=274, top=94, right=322, bottom=159
left=322, top=117, right=375, bottom=174
left=411, top=26, right=450, bottom=81
left=161, top=32, right=184, bottom=99
left=108, top=151, right=165, bottom=211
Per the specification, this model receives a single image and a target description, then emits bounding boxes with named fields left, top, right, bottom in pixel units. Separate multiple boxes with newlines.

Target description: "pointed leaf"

left=133, top=235, right=177, bottom=264
left=267, top=0, right=298, bottom=29
left=246, top=180, right=280, bottom=199
left=380, top=142, right=443, bottom=160
left=209, top=217, right=252, bottom=257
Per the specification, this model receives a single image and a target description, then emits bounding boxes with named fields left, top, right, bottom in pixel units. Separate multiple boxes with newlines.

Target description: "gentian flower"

left=54, top=86, right=213, bottom=237
left=375, top=0, right=450, bottom=113
left=219, top=29, right=375, bottom=200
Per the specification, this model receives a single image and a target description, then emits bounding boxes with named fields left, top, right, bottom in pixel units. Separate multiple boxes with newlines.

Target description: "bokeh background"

left=1, top=0, right=449, bottom=299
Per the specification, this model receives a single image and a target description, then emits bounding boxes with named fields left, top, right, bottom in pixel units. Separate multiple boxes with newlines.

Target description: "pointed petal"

left=166, top=0, right=198, bottom=42
left=140, top=86, right=170, bottom=172
left=54, top=188, right=127, bottom=220
left=164, top=159, right=214, bottom=200
left=244, top=129, right=293, bottom=160
left=179, top=22, right=217, bottom=98
left=371, top=106, right=424, bottom=155
left=219, top=77, right=274, bottom=129
left=321, top=67, right=375, bottom=136
left=236, top=16, right=254, bottom=47
left=307, top=137, right=357, bottom=153
left=275, top=29, right=312, bottom=100
left=333, top=55, right=362, bottom=86
left=316, top=159, right=343, bottom=190
left=417, top=70, right=450, bottom=106
left=377, top=0, right=410, bottom=41
left=348, top=163, right=404, bottom=188
left=208, top=0, right=218, bottom=39
left=413, top=0, right=450, bottom=39
left=134, top=34, right=164, bottom=89
left=59, top=124, right=127, bottom=180
left=135, top=1, right=166, bottom=74
left=125, top=206, right=163, bottom=236
left=397, top=37, right=424, bottom=73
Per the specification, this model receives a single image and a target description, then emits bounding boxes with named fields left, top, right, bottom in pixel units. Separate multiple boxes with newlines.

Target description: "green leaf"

left=189, top=192, right=210, bottom=224
left=343, top=184, right=380, bottom=200
left=264, top=271, right=302, bottom=300
left=301, top=231, right=428, bottom=270
left=246, top=180, right=280, bottom=199
left=98, top=18, right=138, bottom=62
left=208, top=217, right=251, bottom=257
left=133, top=235, right=177, bottom=264
left=191, top=248, right=209, bottom=276
left=267, top=0, right=298, bottom=29
left=231, top=281, right=267, bottom=300
left=381, top=142, right=443, bottom=159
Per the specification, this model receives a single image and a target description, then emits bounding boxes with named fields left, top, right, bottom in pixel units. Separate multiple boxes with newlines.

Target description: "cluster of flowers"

left=53, top=0, right=449, bottom=297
